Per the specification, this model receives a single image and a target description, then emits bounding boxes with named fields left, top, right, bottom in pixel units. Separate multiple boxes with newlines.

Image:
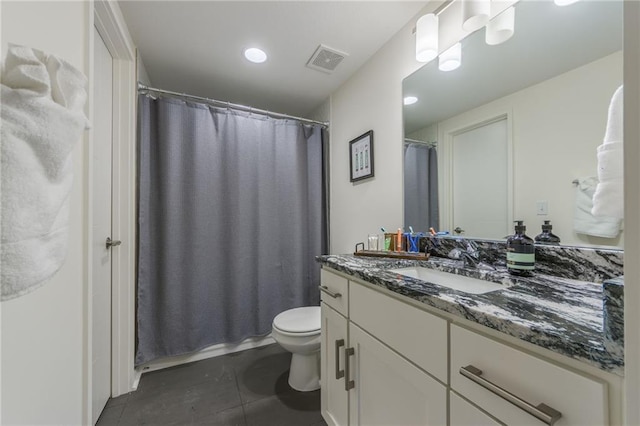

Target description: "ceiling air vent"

left=306, top=44, right=348, bottom=74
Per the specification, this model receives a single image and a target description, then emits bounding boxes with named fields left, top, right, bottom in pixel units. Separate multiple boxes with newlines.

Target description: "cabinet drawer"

left=451, top=325, right=608, bottom=426
left=349, top=282, right=448, bottom=383
left=450, top=391, right=501, bottom=426
left=320, top=268, right=349, bottom=316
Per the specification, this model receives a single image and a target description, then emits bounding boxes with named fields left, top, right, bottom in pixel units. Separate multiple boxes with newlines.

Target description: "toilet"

left=271, top=306, right=321, bottom=392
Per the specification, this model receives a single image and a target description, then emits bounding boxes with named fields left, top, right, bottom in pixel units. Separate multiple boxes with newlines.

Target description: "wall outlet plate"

left=536, top=200, right=549, bottom=215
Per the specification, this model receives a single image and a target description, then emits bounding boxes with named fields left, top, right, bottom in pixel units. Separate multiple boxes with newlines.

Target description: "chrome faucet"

left=448, top=238, right=481, bottom=268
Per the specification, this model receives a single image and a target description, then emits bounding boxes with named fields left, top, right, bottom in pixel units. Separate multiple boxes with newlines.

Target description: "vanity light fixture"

left=404, top=96, right=419, bottom=105
left=439, top=43, right=462, bottom=71
left=485, top=6, right=515, bottom=45
left=415, top=13, right=439, bottom=62
left=244, top=47, right=267, bottom=63
left=554, top=0, right=580, bottom=5
left=462, top=0, right=491, bottom=32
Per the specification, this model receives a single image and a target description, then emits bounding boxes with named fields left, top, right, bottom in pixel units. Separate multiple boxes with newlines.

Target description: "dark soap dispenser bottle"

left=506, top=221, right=535, bottom=276
left=535, top=220, right=561, bottom=245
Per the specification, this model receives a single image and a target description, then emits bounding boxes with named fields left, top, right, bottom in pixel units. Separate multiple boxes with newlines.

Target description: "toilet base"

left=288, top=351, right=320, bottom=392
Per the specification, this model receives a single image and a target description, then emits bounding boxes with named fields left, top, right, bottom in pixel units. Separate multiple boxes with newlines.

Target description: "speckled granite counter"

left=317, top=254, right=624, bottom=376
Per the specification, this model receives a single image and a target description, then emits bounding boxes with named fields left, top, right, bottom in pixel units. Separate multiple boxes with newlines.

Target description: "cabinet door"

left=321, top=303, right=349, bottom=426
left=450, top=391, right=502, bottom=426
left=350, top=281, right=448, bottom=383
left=348, top=323, right=447, bottom=426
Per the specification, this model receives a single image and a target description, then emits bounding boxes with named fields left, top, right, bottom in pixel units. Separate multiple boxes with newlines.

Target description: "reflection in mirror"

left=403, top=0, right=623, bottom=247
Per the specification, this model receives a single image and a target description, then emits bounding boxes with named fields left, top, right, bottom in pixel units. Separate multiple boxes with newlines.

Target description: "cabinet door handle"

left=335, top=339, right=345, bottom=380
left=319, top=285, right=342, bottom=299
left=344, top=347, right=355, bottom=391
left=460, top=365, right=562, bottom=426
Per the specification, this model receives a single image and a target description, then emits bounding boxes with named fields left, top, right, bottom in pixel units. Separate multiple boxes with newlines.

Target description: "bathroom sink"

left=389, top=267, right=511, bottom=295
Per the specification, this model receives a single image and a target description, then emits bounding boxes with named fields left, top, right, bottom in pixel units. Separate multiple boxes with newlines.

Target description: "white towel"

left=1, top=44, right=89, bottom=301
left=575, top=177, right=621, bottom=238
left=592, top=85, right=623, bottom=219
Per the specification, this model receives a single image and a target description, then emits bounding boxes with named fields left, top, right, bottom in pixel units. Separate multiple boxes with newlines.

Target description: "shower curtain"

left=136, top=94, right=327, bottom=366
left=404, top=143, right=439, bottom=232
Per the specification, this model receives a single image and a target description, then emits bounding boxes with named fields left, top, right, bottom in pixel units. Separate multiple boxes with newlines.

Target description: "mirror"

left=403, top=0, right=623, bottom=247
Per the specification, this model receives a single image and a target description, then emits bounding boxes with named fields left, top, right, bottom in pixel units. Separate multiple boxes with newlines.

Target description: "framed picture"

left=349, top=130, right=374, bottom=182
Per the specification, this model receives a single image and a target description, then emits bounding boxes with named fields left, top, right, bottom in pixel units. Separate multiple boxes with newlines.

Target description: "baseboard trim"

left=136, top=335, right=276, bottom=375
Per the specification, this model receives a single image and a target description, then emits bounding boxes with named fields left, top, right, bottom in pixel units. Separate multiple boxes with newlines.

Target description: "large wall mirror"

left=403, top=0, right=623, bottom=248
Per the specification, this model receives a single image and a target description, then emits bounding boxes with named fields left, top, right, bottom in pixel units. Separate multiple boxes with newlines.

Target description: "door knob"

left=106, top=237, right=121, bottom=249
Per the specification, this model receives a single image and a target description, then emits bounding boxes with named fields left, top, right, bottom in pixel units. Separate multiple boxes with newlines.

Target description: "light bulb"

left=244, top=48, right=267, bottom=63
left=486, top=6, right=515, bottom=45
left=416, top=13, right=439, bottom=62
left=462, top=0, right=490, bottom=32
left=439, top=43, right=462, bottom=72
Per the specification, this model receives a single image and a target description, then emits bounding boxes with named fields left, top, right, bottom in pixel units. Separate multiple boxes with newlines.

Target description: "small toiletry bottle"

left=506, top=221, right=535, bottom=276
left=534, top=220, right=561, bottom=245
left=396, top=228, right=403, bottom=251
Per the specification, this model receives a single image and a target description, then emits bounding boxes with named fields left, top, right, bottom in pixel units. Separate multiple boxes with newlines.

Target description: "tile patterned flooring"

left=97, top=344, right=327, bottom=426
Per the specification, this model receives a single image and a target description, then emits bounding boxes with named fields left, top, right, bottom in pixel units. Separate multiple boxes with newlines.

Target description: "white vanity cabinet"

left=320, top=267, right=614, bottom=426
left=450, top=324, right=608, bottom=426
left=320, top=269, right=349, bottom=426
left=320, top=268, right=447, bottom=426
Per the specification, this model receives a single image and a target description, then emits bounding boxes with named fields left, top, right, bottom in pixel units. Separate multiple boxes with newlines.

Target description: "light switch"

left=536, top=200, right=548, bottom=215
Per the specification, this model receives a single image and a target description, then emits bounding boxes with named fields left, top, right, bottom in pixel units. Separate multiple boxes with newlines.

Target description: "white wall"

left=328, top=4, right=438, bottom=254
left=137, top=50, right=152, bottom=86
left=1, top=2, right=90, bottom=424
left=437, top=51, right=623, bottom=247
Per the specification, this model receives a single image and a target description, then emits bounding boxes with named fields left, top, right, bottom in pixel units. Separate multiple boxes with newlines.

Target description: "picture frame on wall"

left=349, top=130, right=374, bottom=182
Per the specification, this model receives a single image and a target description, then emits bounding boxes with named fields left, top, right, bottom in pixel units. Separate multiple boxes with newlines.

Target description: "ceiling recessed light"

left=404, top=96, right=418, bottom=106
left=244, top=47, right=267, bottom=64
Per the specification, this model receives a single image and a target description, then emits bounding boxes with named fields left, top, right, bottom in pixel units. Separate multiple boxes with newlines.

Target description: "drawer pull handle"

left=319, top=285, right=342, bottom=299
left=335, top=339, right=345, bottom=380
left=344, top=347, right=355, bottom=391
left=460, top=365, right=562, bottom=426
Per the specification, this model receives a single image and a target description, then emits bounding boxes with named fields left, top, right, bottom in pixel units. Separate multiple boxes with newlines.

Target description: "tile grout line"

left=232, top=365, right=250, bottom=426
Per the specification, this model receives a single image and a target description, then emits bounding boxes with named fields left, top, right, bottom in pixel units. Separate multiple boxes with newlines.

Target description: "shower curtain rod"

left=138, top=83, right=329, bottom=128
left=405, top=137, right=437, bottom=147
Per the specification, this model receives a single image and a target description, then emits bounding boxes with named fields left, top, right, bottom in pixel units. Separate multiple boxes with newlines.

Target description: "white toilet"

left=271, top=306, right=321, bottom=392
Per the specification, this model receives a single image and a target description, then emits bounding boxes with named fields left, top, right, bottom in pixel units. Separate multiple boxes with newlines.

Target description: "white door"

left=321, top=303, right=349, bottom=426
left=452, top=118, right=509, bottom=238
left=92, top=26, right=113, bottom=424
left=348, top=323, right=447, bottom=426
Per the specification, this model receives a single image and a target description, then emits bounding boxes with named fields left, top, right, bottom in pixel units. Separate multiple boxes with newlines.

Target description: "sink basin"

left=389, top=267, right=511, bottom=295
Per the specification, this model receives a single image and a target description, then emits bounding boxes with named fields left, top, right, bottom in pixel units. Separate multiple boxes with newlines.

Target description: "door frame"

left=85, top=2, right=137, bottom=423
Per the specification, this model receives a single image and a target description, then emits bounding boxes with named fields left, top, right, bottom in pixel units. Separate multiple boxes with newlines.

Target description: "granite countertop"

left=317, top=254, right=624, bottom=376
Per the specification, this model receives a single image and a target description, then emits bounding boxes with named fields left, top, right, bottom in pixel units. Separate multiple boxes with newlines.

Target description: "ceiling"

left=118, top=1, right=427, bottom=118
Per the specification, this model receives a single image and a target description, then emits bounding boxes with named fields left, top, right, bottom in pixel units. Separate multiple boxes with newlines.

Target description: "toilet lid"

left=273, top=306, right=321, bottom=333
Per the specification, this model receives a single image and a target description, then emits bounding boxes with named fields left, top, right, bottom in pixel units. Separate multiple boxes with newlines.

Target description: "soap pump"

left=506, top=221, right=535, bottom=276
left=535, top=220, right=561, bottom=245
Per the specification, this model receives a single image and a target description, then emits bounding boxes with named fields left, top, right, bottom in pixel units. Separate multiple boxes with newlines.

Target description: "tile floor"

left=97, top=344, right=327, bottom=426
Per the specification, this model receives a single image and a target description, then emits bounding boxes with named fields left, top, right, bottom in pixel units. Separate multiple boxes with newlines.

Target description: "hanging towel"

left=574, top=177, right=621, bottom=238
left=1, top=44, right=90, bottom=301
left=592, top=85, right=623, bottom=219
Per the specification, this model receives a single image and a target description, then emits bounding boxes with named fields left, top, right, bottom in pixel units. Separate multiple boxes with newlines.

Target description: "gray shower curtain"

left=404, top=143, right=439, bottom=232
left=136, top=94, right=326, bottom=366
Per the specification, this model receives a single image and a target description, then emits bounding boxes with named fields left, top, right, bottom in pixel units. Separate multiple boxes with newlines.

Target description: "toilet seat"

left=273, top=306, right=320, bottom=334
